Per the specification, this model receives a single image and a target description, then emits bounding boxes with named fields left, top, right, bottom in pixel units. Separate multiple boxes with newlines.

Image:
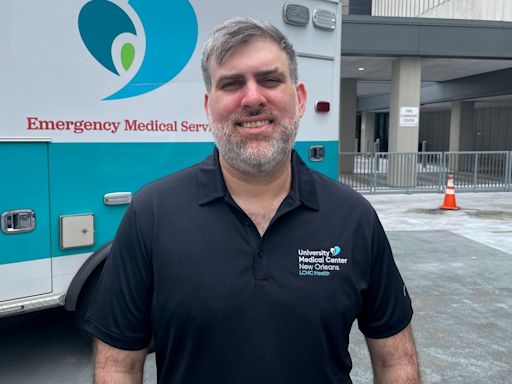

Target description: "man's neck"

left=219, top=154, right=292, bottom=236
left=219, top=155, right=292, bottom=201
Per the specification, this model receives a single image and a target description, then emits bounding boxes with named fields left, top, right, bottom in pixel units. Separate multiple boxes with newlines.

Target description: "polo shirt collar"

left=197, top=148, right=226, bottom=205
left=197, top=148, right=319, bottom=211
left=288, top=150, right=319, bottom=211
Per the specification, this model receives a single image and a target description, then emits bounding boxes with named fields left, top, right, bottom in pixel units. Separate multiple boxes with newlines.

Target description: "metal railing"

left=339, top=151, right=512, bottom=194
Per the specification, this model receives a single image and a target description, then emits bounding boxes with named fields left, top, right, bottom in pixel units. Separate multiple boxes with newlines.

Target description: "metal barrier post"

left=510, top=151, right=512, bottom=191
left=405, top=153, right=411, bottom=193
left=421, top=141, right=427, bottom=169
left=441, top=152, right=447, bottom=192
left=473, top=153, right=479, bottom=191
left=374, top=140, right=380, bottom=172
left=437, top=152, right=444, bottom=192
left=506, top=151, right=511, bottom=191
left=372, top=152, right=378, bottom=193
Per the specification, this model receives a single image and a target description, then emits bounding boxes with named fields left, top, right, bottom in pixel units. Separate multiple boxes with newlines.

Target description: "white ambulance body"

left=0, top=0, right=341, bottom=324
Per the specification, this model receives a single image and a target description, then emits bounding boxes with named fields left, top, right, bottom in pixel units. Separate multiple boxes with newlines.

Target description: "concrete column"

left=361, top=112, right=375, bottom=153
left=339, top=78, right=357, bottom=173
left=388, top=57, right=421, bottom=152
left=388, top=57, right=421, bottom=186
left=449, top=101, right=475, bottom=151
left=448, top=101, right=475, bottom=172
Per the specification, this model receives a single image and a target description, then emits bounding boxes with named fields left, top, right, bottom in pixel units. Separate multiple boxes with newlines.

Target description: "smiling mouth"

left=237, top=119, right=273, bottom=128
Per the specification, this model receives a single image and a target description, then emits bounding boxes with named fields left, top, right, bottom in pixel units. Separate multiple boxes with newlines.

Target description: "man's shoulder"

left=292, top=152, right=373, bottom=215
left=311, top=170, right=369, bottom=205
left=132, top=161, right=203, bottom=206
left=310, top=170, right=373, bottom=211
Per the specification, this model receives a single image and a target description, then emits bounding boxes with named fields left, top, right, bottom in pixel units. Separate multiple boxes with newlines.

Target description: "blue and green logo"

left=330, top=246, right=341, bottom=256
left=78, top=0, right=198, bottom=100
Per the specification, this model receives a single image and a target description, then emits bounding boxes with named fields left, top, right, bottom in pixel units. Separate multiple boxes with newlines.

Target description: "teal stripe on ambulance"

left=1, top=141, right=338, bottom=264
left=49, top=142, right=215, bottom=258
left=294, top=141, right=338, bottom=180
left=0, top=142, right=51, bottom=265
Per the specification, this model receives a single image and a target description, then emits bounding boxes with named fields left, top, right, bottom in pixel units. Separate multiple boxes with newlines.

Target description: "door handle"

left=1, top=209, right=36, bottom=234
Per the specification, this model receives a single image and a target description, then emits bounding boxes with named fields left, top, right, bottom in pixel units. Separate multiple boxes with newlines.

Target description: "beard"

left=209, top=105, right=300, bottom=174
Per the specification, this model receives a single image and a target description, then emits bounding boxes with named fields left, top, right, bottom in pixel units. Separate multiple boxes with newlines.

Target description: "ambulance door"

left=0, top=141, right=52, bottom=302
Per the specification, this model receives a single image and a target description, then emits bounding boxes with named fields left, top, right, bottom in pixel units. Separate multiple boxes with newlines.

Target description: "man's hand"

left=365, top=324, right=420, bottom=384
left=93, top=338, right=148, bottom=384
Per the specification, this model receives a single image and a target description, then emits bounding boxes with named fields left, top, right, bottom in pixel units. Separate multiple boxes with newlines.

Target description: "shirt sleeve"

left=357, top=211, right=413, bottom=339
left=84, top=201, right=154, bottom=350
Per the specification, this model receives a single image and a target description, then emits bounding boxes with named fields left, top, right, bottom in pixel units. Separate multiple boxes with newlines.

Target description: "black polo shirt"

left=85, top=149, right=413, bottom=384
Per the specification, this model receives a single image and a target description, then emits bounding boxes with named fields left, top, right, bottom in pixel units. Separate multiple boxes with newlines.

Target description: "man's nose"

left=241, top=81, right=266, bottom=109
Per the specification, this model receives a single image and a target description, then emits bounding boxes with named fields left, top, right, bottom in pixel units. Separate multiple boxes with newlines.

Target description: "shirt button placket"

left=254, top=247, right=267, bottom=280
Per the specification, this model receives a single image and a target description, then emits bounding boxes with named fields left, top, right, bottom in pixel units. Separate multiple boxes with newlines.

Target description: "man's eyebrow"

left=216, top=74, right=244, bottom=82
left=214, top=74, right=245, bottom=87
left=255, top=68, right=286, bottom=79
left=215, top=68, right=286, bottom=85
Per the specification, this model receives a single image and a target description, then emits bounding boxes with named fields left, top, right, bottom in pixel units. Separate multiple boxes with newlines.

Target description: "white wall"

left=372, top=0, right=512, bottom=21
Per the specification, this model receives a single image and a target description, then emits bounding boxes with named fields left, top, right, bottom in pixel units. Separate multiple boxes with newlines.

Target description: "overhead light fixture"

left=358, top=67, right=365, bottom=71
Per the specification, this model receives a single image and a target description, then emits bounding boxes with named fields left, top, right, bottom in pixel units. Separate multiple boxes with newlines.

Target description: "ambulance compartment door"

left=0, top=141, right=52, bottom=302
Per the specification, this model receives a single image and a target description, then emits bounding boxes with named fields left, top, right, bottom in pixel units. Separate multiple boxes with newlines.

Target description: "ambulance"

left=0, top=0, right=341, bottom=329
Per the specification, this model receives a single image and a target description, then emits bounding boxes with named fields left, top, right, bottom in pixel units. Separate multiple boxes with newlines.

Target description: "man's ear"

left=296, top=82, right=307, bottom=117
left=204, top=93, right=210, bottom=117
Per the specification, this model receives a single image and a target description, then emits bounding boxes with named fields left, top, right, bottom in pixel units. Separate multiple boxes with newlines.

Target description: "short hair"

left=201, top=17, right=298, bottom=92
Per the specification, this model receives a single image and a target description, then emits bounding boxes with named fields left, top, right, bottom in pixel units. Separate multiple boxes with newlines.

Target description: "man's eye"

left=220, top=81, right=243, bottom=90
left=261, top=78, right=282, bottom=87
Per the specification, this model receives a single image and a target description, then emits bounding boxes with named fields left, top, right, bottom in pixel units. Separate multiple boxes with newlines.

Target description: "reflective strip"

left=0, top=294, right=65, bottom=318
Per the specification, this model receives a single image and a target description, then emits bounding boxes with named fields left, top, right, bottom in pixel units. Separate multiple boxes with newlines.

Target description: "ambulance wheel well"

left=64, top=242, right=112, bottom=312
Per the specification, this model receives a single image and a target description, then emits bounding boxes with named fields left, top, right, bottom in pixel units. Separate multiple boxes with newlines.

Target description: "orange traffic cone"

left=440, top=175, right=460, bottom=210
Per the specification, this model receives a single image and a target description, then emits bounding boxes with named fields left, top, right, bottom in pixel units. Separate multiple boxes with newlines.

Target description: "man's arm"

left=365, top=324, right=420, bottom=384
left=93, top=338, right=148, bottom=384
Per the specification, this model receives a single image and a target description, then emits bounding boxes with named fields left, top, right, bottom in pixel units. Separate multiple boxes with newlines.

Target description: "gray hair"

left=201, top=17, right=298, bottom=92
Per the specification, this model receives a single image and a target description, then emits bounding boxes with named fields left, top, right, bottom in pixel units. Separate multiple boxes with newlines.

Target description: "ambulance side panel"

left=0, top=0, right=341, bottom=315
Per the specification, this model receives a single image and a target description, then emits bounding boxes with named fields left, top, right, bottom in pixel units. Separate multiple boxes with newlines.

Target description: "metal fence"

left=339, top=151, right=512, bottom=194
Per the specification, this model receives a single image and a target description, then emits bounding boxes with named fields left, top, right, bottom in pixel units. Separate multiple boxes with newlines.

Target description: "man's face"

left=204, top=38, right=307, bottom=173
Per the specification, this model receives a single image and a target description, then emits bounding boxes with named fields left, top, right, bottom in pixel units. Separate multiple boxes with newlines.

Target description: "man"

left=86, top=18, right=419, bottom=384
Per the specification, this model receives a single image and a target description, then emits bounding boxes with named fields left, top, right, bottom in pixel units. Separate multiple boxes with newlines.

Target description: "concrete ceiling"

left=340, top=16, right=512, bottom=110
left=342, top=56, right=512, bottom=97
left=342, top=57, right=512, bottom=82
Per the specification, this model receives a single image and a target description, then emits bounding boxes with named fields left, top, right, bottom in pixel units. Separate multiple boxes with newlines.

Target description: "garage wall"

left=474, top=107, right=512, bottom=151
left=419, top=111, right=450, bottom=151
left=419, top=107, right=512, bottom=152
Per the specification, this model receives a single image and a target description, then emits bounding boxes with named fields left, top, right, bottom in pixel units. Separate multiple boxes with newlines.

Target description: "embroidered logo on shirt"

left=330, top=245, right=341, bottom=256
left=297, top=245, right=347, bottom=277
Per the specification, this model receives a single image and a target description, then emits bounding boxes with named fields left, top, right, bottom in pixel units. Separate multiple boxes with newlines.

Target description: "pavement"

left=348, top=191, right=512, bottom=384
left=0, top=191, right=509, bottom=383
left=365, top=191, right=512, bottom=256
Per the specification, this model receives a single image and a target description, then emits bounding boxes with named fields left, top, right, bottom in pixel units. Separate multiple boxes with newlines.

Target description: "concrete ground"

left=348, top=192, right=512, bottom=384
left=366, top=192, right=512, bottom=255
left=0, top=191, right=509, bottom=383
